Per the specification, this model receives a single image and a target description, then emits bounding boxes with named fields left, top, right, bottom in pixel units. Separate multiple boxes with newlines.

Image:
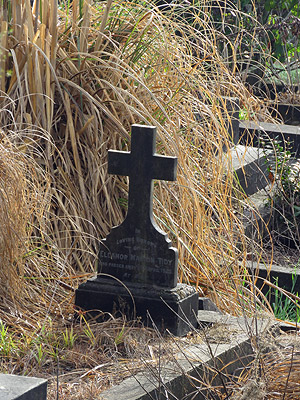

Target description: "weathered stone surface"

left=75, top=279, right=199, bottom=336
left=98, top=125, right=178, bottom=288
left=239, top=120, right=300, bottom=156
left=246, top=261, right=300, bottom=302
left=99, top=312, right=274, bottom=400
left=75, top=124, right=199, bottom=335
left=228, top=144, right=271, bottom=195
left=0, top=374, right=47, bottom=400
left=98, top=226, right=177, bottom=289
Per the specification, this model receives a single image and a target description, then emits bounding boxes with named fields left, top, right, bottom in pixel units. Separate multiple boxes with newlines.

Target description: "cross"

left=108, top=124, right=177, bottom=229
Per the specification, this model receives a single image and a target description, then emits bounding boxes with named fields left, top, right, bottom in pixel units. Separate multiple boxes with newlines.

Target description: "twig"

left=282, top=345, right=294, bottom=400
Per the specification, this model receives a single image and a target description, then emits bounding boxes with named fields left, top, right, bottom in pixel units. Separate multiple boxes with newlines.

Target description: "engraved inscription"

left=98, top=230, right=177, bottom=288
left=100, top=251, right=129, bottom=261
left=115, top=236, right=157, bottom=250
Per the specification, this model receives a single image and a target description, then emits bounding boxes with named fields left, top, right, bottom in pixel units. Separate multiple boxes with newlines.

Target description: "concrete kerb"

left=242, top=186, right=273, bottom=239
left=0, top=374, right=47, bottom=400
left=241, top=159, right=300, bottom=240
left=99, top=311, right=273, bottom=400
left=228, top=144, right=271, bottom=196
left=239, top=120, right=300, bottom=156
left=246, top=261, right=300, bottom=299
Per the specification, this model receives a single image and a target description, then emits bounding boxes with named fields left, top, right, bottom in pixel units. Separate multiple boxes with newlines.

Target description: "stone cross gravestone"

left=99, top=124, right=178, bottom=288
left=75, top=124, right=198, bottom=336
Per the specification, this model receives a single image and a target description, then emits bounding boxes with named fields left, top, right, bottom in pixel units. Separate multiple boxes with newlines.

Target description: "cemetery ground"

left=1, top=0, right=300, bottom=398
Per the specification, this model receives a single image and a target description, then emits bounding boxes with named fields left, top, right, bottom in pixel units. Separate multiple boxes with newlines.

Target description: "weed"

left=62, top=327, right=77, bottom=349
left=83, top=325, right=97, bottom=347
left=0, top=320, right=17, bottom=358
left=33, top=343, right=45, bottom=367
left=114, top=324, right=125, bottom=347
left=0, top=0, right=291, bottom=398
left=272, top=280, right=300, bottom=323
left=47, top=344, right=60, bottom=363
left=262, top=266, right=300, bottom=323
left=260, top=134, right=300, bottom=247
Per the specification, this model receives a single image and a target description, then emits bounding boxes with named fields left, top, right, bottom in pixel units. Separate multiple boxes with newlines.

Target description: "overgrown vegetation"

left=0, top=0, right=261, bottom=321
left=261, top=134, right=300, bottom=249
left=0, top=0, right=299, bottom=398
left=209, top=0, right=300, bottom=87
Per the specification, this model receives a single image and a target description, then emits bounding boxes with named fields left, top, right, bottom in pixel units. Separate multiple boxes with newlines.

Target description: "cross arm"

left=108, top=150, right=130, bottom=176
left=152, top=155, right=177, bottom=181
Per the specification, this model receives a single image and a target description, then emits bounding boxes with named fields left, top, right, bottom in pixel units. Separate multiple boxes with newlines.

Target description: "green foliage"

left=0, top=318, right=78, bottom=368
left=83, top=323, right=97, bottom=347
left=114, top=325, right=125, bottom=347
left=33, top=343, right=45, bottom=367
left=182, top=0, right=300, bottom=82
left=62, top=327, right=77, bottom=349
left=260, top=134, right=300, bottom=246
left=0, top=320, right=18, bottom=357
left=260, top=136, right=293, bottom=190
left=266, top=269, right=300, bottom=322
left=239, top=0, right=300, bottom=62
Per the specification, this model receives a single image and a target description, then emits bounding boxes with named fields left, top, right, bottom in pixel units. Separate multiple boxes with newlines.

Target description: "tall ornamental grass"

left=0, top=0, right=271, bottom=329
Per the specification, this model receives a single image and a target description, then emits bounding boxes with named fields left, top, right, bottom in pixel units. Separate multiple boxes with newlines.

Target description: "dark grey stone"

left=246, top=261, right=300, bottom=300
left=239, top=120, right=300, bottom=156
left=224, top=96, right=240, bottom=146
left=100, top=124, right=178, bottom=288
left=75, top=279, right=199, bottom=335
left=242, top=187, right=272, bottom=240
left=75, top=124, right=199, bottom=336
left=198, top=297, right=222, bottom=313
left=229, top=145, right=271, bottom=196
left=0, top=374, right=47, bottom=400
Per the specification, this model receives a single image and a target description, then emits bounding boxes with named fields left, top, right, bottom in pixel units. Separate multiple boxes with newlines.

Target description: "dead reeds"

left=0, top=0, right=264, bottom=320
left=0, top=0, right=285, bottom=396
left=0, top=140, right=31, bottom=299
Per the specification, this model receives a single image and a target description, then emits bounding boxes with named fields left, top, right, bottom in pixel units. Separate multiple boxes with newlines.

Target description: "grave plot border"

left=99, top=312, right=273, bottom=400
left=0, top=374, right=47, bottom=400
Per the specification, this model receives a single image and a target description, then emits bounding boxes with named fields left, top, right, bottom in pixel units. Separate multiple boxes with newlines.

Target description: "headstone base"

left=75, top=277, right=199, bottom=336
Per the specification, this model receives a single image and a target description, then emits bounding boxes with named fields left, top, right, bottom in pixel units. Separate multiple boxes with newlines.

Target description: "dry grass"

left=227, top=330, right=300, bottom=400
left=0, top=141, right=31, bottom=297
left=0, top=0, right=265, bottom=321
left=0, top=0, right=292, bottom=397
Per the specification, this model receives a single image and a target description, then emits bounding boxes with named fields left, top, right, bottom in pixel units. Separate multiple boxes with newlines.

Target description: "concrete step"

left=242, top=186, right=272, bottom=239
left=99, top=312, right=273, bottom=400
left=227, top=145, right=271, bottom=196
left=0, top=374, right=47, bottom=400
left=241, top=156, right=300, bottom=239
left=246, top=261, right=300, bottom=296
left=239, top=120, right=300, bottom=156
left=245, top=261, right=300, bottom=322
left=271, top=103, right=300, bottom=125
